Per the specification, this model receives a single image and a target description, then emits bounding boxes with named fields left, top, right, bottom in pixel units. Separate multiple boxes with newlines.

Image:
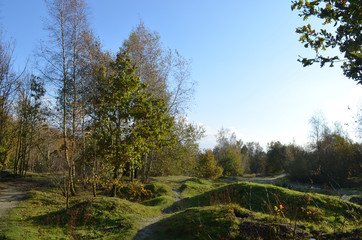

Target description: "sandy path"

left=133, top=188, right=183, bottom=240
left=0, top=184, right=27, bottom=219
left=133, top=215, right=165, bottom=240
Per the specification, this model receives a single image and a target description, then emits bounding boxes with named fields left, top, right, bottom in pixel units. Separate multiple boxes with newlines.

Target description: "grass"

left=143, top=205, right=314, bottom=240
left=142, top=196, right=175, bottom=209
left=171, top=181, right=362, bottom=234
left=0, top=187, right=161, bottom=239
left=178, top=178, right=218, bottom=198
left=0, top=174, right=361, bottom=239
left=139, top=205, right=243, bottom=240
left=145, top=182, right=175, bottom=198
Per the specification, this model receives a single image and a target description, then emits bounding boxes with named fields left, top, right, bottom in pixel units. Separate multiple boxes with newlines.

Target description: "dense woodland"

left=0, top=0, right=361, bottom=207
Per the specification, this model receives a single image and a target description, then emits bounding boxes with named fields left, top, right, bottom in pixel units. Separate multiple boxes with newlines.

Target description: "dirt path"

left=133, top=188, right=183, bottom=240
left=0, top=183, right=29, bottom=220
left=242, top=173, right=287, bottom=183
left=133, top=215, right=165, bottom=240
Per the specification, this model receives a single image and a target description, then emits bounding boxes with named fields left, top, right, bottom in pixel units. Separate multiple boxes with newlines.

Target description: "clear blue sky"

left=1, top=0, right=361, bottom=149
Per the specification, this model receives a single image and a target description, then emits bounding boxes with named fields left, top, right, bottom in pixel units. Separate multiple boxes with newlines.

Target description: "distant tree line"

left=201, top=113, right=361, bottom=185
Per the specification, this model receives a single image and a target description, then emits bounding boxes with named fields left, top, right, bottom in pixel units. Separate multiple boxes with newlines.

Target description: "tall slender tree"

left=0, top=36, right=18, bottom=169
left=41, top=0, right=90, bottom=207
left=13, top=75, right=45, bottom=176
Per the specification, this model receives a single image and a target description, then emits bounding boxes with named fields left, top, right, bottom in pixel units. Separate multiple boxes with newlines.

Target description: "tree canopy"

left=292, top=0, right=362, bottom=84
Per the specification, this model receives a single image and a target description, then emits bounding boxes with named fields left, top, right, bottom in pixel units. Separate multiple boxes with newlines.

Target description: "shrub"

left=118, top=181, right=153, bottom=202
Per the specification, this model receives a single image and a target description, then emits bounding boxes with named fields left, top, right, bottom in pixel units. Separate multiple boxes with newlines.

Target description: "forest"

left=0, top=0, right=361, bottom=239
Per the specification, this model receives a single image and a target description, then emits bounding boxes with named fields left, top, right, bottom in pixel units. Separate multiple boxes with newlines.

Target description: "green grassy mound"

left=0, top=189, right=161, bottom=240
left=142, top=195, right=175, bottom=209
left=135, top=205, right=313, bottom=240
left=1, top=177, right=361, bottom=240
left=145, top=182, right=175, bottom=198
left=178, top=178, right=219, bottom=198
left=171, top=181, right=362, bottom=234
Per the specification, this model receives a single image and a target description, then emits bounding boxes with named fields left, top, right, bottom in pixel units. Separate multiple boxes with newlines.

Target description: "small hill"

left=0, top=176, right=361, bottom=239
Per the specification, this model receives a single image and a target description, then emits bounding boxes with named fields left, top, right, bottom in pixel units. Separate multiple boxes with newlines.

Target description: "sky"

left=0, top=0, right=361, bottom=149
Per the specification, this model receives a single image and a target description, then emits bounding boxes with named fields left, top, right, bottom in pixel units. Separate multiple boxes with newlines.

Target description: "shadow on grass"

left=164, top=181, right=362, bottom=231
left=135, top=205, right=314, bottom=240
left=29, top=200, right=131, bottom=237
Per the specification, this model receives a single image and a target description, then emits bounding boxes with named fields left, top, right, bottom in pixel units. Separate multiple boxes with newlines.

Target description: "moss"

left=179, top=178, right=215, bottom=198
left=139, top=205, right=242, bottom=240
left=145, top=182, right=175, bottom=198
left=172, top=181, right=362, bottom=234
left=142, top=196, right=175, bottom=209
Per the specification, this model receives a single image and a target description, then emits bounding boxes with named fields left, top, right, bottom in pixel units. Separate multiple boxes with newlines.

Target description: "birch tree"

left=122, top=21, right=195, bottom=115
left=41, top=0, right=90, bottom=207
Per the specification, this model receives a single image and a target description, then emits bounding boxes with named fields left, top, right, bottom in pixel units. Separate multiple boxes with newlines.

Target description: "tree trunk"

left=130, top=161, right=136, bottom=182
left=13, top=133, right=21, bottom=175
left=66, top=174, right=70, bottom=209
left=111, top=166, right=119, bottom=197
left=145, top=150, right=154, bottom=183
left=141, top=153, right=148, bottom=183
left=60, top=0, right=71, bottom=208
left=70, top=40, right=78, bottom=196
left=92, top=141, right=97, bottom=197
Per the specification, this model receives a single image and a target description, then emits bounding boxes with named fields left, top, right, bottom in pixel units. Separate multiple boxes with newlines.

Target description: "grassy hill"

left=0, top=175, right=361, bottom=239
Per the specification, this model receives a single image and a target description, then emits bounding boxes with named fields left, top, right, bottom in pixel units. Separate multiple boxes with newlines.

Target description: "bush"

left=118, top=181, right=153, bottom=202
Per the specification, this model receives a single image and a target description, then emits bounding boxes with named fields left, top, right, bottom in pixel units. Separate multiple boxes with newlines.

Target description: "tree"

left=265, top=141, right=287, bottom=175
left=76, top=30, right=113, bottom=194
left=0, top=36, right=18, bottom=169
left=41, top=0, right=91, bottom=206
left=148, top=116, right=204, bottom=177
left=67, top=0, right=89, bottom=195
left=308, top=112, right=330, bottom=175
left=13, top=75, right=45, bottom=176
left=131, top=88, right=174, bottom=181
left=291, top=0, right=362, bottom=84
left=197, top=150, right=223, bottom=180
left=286, top=144, right=312, bottom=182
left=321, top=134, right=356, bottom=181
left=243, top=142, right=266, bottom=175
left=122, top=21, right=195, bottom=115
left=302, top=114, right=361, bottom=183
left=217, top=147, right=243, bottom=176
left=213, top=128, right=244, bottom=176
left=92, top=52, right=172, bottom=196
left=121, top=21, right=198, bottom=180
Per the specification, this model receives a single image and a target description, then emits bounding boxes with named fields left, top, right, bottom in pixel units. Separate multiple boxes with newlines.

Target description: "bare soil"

left=0, top=180, right=40, bottom=220
left=0, top=183, right=27, bottom=219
